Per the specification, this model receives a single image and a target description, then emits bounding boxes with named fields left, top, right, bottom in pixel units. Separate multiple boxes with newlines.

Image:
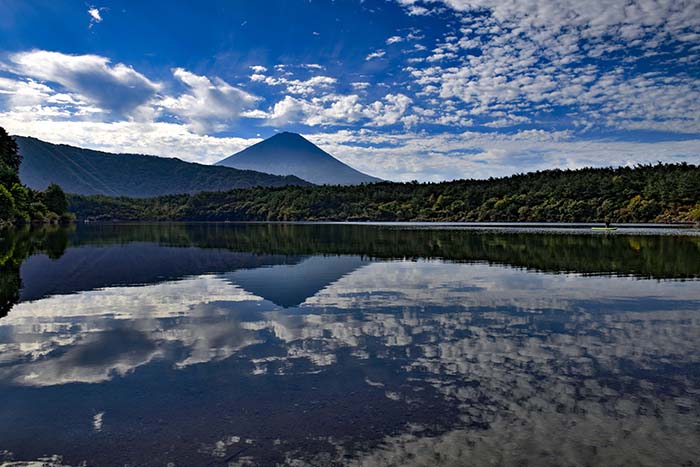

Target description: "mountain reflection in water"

left=0, top=223, right=699, bottom=467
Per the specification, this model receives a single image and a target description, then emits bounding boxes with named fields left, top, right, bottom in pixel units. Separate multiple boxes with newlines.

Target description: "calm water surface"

left=1, top=223, right=699, bottom=466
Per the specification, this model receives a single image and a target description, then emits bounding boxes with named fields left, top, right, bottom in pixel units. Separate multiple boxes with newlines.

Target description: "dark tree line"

left=0, top=127, right=70, bottom=226
left=66, top=222, right=700, bottom=279
left=69, top=163, right=700, bottom=223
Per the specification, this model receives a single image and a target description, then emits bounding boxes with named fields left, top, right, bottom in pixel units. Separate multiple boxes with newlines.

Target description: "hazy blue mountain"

left=215, top=132, right=382, bottom=185
left=225, top=255, right=369, bottom=307
left=19, top=244, right=300, bottom=303
left=16, top=136, right=310, bottom=197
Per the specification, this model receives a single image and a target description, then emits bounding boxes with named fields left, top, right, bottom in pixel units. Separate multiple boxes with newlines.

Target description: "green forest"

left=70, top=163, right=700, bottom=223
left=0, top=127, right=71, bottom=227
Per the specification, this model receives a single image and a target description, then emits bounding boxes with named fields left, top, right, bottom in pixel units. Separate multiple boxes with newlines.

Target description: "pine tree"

left=44, top=183, right=68, bottom=215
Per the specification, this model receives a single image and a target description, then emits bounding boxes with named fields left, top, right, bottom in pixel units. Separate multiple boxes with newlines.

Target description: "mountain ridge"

left=16, top=136, right=311, bottom=197
left=216, top=132, right=382, bottom=185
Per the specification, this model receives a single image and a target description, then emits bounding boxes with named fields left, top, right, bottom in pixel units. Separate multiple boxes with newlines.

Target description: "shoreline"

left=63, top=220, right=700, bottom=236
left=76, top=219, right=699, bottom=227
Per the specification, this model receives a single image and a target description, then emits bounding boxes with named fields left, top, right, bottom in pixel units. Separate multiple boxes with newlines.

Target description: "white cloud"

left=259, top=95, right=309, bottom=126
left=9, top=50, right=159, bottom=115
left=0, top=77, right=56, bottom=107
left=284, top=76, right=337, bottom=95
left=159, top=68, right=260, bottom=134
left=309, top=94, right=366, bottom=126
left=87, top=8, right=102, bottom=22
left=366, top=50, right=386, bottom=61
left=249, top=65, right=267, bottom=73
left=249, top=72, right=337, bottom=95
left=363, top=93, right=413, bottom=126
left=87, top=7, right=102, bottom=26
left=250, top=93, right=413, bottom=128
left=397, top=0, right=700, bottom=133
left=399, top=2, right=431, bottom=16
left=396, top=0, right=700, bottom=46
left=351, top=82, right=371, bottom=90
left=439, top=0, right=700, bottom=42
left=386, top=35, right=404, bottom=45
left=251, top=94, right=365, bottom=127
left=483, top=115, right=530, bottom=128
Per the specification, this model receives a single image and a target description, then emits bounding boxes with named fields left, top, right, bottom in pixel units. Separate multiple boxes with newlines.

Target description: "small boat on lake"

left=592, top=221, right=617, bottom=231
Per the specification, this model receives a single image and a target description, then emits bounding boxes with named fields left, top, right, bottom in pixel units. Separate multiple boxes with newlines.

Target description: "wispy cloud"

left=87, top=6, right=103, bottom=27
left=365, top=50, right=386, bottom=61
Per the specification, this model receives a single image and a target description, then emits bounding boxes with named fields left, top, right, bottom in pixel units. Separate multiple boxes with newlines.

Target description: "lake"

left=1, top=223, right=699, bottom=467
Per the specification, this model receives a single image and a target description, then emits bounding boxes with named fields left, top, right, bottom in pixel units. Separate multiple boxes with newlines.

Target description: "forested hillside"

left=69, top=163, right=700, bottom=223
left=16, top=136, right=311, bottom=197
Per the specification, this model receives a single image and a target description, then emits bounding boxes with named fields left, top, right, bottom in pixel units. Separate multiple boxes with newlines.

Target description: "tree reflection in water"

left=0, top=223, right=699, bottom=466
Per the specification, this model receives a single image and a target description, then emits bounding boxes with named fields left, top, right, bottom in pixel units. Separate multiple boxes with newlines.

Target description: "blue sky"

left=1, top=0, right=699, bottom=181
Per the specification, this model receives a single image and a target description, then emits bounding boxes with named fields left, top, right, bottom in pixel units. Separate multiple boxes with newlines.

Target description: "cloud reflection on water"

left=3, top=259, right=700, bottom=385
left=1, top=254, right=699, bottom=465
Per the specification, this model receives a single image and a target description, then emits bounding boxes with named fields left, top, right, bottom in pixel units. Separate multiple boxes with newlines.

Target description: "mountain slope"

left=16, top=136, right=310, bottom=197
left=215, top=132, right=381, bottom=185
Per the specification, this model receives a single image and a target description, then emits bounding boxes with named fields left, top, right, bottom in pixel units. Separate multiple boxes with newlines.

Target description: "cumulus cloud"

left=9, top=50, right=159, bottom=115
left=396, top=0, right=700, bottom=132
left=250, top=72, right=337, bottom=95
left=249, top=93, right=413, bottom=128
left=250, top=94, right=364, bottom=127
left=363, top=93, right=413, bottom=126
left=351, top=81, right=371, bottom=90
left=257, top=95, right=310, bottom=126
left=306, top=94, right=366, bottom=126
left=438, top=0, right=700, bottom=42
left=159, top=68, right=260, bottom=134
left=397, top=0, right=700, bottom=46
